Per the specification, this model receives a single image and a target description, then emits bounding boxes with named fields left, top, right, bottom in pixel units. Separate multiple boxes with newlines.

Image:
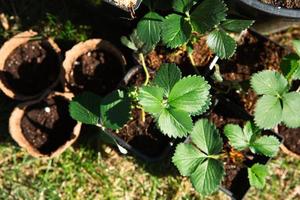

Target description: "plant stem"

left=138, top=53, right=148, bottom=122
left=188, top=53, right=200, bottom=74
left=139, top=53, right=149, bottom=86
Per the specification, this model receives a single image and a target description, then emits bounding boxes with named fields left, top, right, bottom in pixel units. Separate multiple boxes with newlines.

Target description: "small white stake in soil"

left=44, top=107, right=51, bottom=113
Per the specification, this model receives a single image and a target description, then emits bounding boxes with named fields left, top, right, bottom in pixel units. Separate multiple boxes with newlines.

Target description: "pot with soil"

left=180, top=95, right=282, bottom=200
left=63, top=39, right=127, bottom=96
left=108, top=66, right=173, bottom=162
left=103, top=0, right=143, bottom=12
left=9, top=92, right=81, bottom=158
left=213, top=29, right=288, bottom=115
left=231, top=0, right=300, bottom=18
left=213, top=29, right=299, bottom=159
left=0, top=31, right=62, bottom=100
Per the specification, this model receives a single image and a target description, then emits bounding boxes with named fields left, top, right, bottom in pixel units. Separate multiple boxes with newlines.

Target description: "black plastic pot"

left=229, top=0, right=300, bottom=19
left=208, top=95, right=283, bottom=200
left=102, top=66, right=173, bottom=163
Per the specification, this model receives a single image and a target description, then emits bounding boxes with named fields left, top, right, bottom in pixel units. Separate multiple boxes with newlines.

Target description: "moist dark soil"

left=260, top=0, right=300, bottom=8
left=2, top=40, right=60, bottom=96
left=21, top=96, right=77, bottom=154
left=216, top=30, right=288, bottom=115
left=278, top=125, right=300, bottom=155
left=69, top=49, right=124, bottom=96
left=146, top=36, right=213, bottom=76
left=117, top=108, right=169, bottom=157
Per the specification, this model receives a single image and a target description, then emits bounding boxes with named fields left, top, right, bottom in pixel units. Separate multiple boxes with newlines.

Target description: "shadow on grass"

left=0, top=92, right=19, bottom=145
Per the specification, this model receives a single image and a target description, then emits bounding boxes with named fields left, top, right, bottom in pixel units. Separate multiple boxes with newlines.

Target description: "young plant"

left=280, top=40, right=300, bottom=84
left=138, top=63, right=211, bottom=138
left=136, top=0, right=254, bottom=59
left=172, top=119, right=280, bottom=196
left=251, top=70, right=300, bottom=129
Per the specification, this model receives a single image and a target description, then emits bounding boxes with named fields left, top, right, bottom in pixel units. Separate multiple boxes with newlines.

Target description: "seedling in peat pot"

left=172, top=120, right=280, bottom=196
left=136, top=0, right=254, bottom=61
left=250, top=70, right=300, bottom=129
left=138, top=63, right=211, bottom=138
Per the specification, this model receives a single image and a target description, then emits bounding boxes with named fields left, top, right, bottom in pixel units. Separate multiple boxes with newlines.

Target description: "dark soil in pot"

left=116, top=108, right=169, bottom=157
left=2, top=40, right=60, bottom=96
left=146, top=36, right=213, bottom=76
left=69, top=49, right=124, bottom=96
left=278, top=125, right=300, bottom=155
left=21, top=95, right=77, bottom=154
left=260, top=0, right=300, bottom=9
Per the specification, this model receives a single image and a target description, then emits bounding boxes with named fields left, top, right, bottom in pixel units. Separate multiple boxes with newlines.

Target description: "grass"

left=0, top=1, right=299, bottom=199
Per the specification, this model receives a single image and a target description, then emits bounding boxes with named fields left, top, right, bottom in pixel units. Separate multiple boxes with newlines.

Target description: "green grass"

left=0, top=139, right=299, bottom=200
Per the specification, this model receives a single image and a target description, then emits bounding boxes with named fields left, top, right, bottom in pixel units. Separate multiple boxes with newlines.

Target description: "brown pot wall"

left=62, top=39, right=126, bottom=92
left=0, top=30, right=63, bottom=101
left=9, top=92, right=81, bottom=159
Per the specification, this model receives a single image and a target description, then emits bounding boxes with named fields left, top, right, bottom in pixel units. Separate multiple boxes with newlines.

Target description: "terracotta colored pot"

left=9, top=92, right=81, bottom=159
left=0, top=30, right=63, bottom=100
left=62, top=38, right=126, bottom=93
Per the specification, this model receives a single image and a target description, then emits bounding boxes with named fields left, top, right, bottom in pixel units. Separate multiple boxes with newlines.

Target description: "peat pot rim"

left=9, top=92, right=82, bottom=159
left=0, top=30, right=63, bottom=101
left=62, top=38, right=127, bottom=92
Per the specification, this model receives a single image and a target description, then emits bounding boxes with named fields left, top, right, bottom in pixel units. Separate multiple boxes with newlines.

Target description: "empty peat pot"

left=0, top=31, right=62, bottom=100
left=63, top=39, right=126, bottom=96
left=9, top=92, right=81, bottom=158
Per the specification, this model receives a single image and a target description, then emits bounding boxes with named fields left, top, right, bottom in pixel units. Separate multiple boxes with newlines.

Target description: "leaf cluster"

left=138, top=63, right=211, bottom=138
left=251, top=70, right=300, bottom=129
left=172, top=119, right=279, bottom=195
left=136, top=0, right=254, bottom=59
left=224, top=121, right=280, bottom=157
left=69, top=90, right=131, bottom=130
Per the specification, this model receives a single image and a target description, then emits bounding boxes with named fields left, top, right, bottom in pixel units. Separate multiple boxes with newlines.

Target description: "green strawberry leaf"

left=207, top=29, right=237, bottom=59
left=280, top=54, right=300, bottom=81
left=221, top=19, right=254, bottom=33
left=191, top=119, right=223, bottom=155
left=250, top=135, right=280, bottom=157
left=69, top=92, right=102, bottom=125
left=153, top=63, right=182, bottom=96
left=100, top=90, right=131, bottom=130
left=254, top=95, right=282, bottom=129
left=224, top=124, right=250, bottom=151
left=158, top=108, right=193, bottom=138
left=191, top=158, right=224, bottom=196
left=250, top=70, right=288, bottom=96
left=172, top=143, right=207, bottom=176
left=190, top=0, right=227, bottom=34
left=172, top=0, right=195, bottom=13
left=282, top=92, right=300, bottom=128
left=138, top=86, right=164, bottom=115
left=161, top=14, right=192, bottom=48
left=293, top=40, right=300, bottom=57
left=168, top=75, right=211, bottom=116
left=248, top=164, right=268, bottom=189
left=137, top=12, right=164, bottom=48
